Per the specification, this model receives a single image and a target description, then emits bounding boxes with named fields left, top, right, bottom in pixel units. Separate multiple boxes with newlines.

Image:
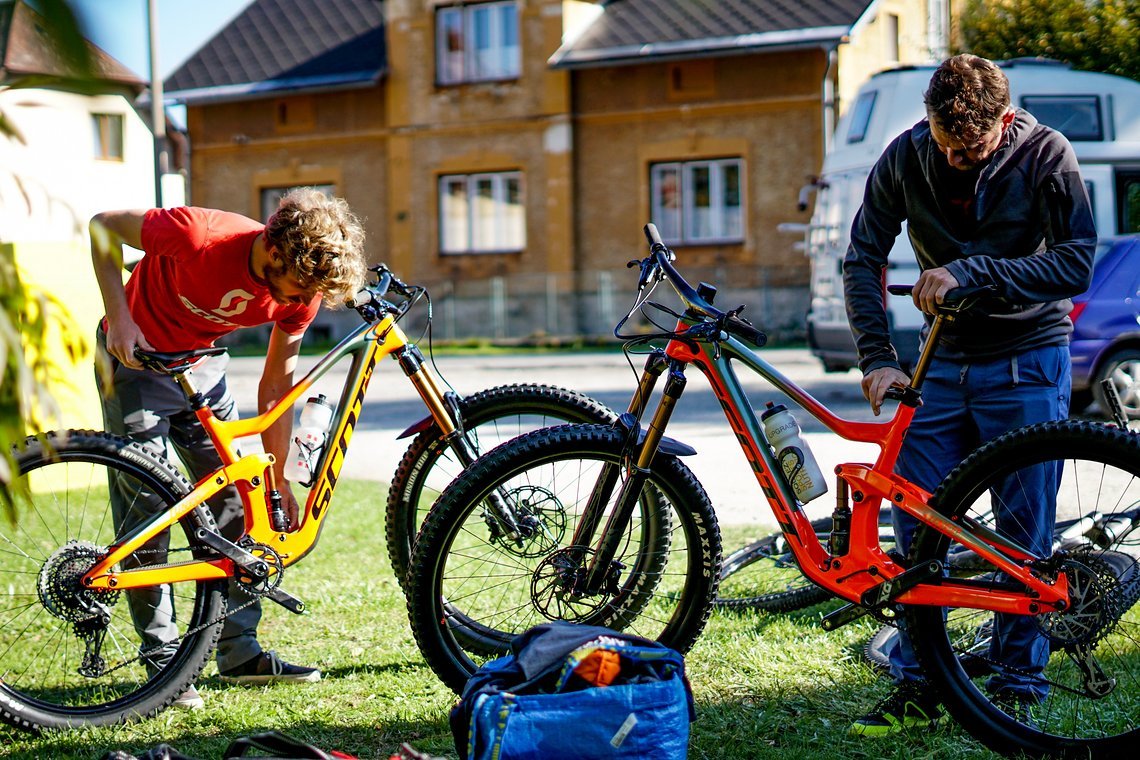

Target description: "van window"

left=1020, top=95, right=1103, bottom=141
left=846, top=90, right=877, bottom=144
left=1118, top=170, right=1140, bottom=234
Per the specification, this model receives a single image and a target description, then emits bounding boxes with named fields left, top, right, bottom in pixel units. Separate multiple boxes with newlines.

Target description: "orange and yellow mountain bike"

left=0, top=266, right=613, bottom=731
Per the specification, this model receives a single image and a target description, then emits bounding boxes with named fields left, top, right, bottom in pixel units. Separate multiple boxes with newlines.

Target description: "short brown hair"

left=264, top=187, right=368, bottom=306
left=923, top=54, right=1010, bottom=142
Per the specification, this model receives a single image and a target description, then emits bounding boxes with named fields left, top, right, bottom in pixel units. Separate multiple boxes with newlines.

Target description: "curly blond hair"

left=923, top=54, right=1010, bottom=142
left=264, top=187, right=367, bottom=307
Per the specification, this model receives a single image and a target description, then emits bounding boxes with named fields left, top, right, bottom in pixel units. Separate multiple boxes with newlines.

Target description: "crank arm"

left=861, top=560, right=943, bottom=608
left=266, top=587, right=306, bottom=614
left=195, top=529, right=268, bottom=577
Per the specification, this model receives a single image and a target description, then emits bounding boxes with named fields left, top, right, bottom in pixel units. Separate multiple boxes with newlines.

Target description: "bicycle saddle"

left=135, top=347, right=229, bottom=374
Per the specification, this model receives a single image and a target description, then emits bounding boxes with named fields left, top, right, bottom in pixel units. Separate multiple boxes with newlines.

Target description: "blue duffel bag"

left=450, top=622, right=695, bottom=760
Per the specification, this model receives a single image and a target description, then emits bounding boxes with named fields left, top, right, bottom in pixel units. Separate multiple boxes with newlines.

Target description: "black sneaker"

left=849, top=681, right=944, bottom=737
left=218, top=651, right=321, bottom=685
left=993, top=689, right=1039, bottom=728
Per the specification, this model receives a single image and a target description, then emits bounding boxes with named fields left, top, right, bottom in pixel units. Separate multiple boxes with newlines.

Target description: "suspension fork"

left=568, top=350, right=669, bottom=551
left=580, top=355, right=687, bottom=594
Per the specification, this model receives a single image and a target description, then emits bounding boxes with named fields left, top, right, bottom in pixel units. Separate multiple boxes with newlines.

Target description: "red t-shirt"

left=124, top=207, right=320, bottom=351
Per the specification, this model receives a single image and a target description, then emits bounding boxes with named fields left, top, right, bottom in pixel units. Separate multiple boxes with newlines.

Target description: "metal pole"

left=147, top=0, right=167, bottom=207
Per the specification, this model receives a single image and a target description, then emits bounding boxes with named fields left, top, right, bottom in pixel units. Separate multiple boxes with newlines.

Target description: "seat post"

left=908, top=313, right=953, bottom=391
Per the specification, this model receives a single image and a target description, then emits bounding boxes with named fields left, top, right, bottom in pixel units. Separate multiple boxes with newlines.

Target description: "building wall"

left=383, top=0, right=574, bottom=289
left=0, top=87, right=155, bottom=427
left=571, top=50, right=826, bottom=282
left=837, top=0, right=947, bottom=118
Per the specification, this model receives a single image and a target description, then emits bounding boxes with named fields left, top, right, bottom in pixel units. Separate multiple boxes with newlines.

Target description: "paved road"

left=224, top=347, right=879, bottom=528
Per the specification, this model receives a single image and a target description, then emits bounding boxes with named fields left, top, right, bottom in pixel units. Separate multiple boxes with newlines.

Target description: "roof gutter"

left=549, top=26, right=851, bottom=69
left=162, top=69, right=385, bottom=106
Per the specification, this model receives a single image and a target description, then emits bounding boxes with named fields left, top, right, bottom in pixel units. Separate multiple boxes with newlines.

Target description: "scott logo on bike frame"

left=310, top=352, right=377, bottom=521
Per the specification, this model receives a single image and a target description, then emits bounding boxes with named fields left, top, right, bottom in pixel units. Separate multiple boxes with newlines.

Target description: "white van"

left=800, top=58, right=1140, bottom=372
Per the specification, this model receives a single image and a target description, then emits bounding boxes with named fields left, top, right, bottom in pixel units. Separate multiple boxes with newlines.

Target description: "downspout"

left=822, top=45, right=838, bottom=157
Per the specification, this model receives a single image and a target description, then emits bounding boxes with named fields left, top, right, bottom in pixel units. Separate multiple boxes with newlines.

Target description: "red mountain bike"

left=408, top=225, right=1140, bottom=758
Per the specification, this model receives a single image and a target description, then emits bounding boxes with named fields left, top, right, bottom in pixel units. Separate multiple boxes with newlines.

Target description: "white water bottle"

left=284, top=394, right=334, bottom=486
left=760, top=401, right=827, bottom=503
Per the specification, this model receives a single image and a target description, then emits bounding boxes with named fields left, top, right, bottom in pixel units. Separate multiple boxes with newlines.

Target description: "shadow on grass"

left=0, top=715, right=454, bottom=760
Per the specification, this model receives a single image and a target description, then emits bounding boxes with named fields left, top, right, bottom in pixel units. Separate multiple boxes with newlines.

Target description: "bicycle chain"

left=72, top=543, right=282, bottom=678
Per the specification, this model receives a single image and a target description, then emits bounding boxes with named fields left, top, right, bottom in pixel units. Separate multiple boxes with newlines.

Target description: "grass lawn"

left=1, top=482, right=1001, bottom=760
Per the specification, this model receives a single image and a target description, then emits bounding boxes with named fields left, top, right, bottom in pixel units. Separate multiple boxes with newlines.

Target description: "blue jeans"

left=884, top=345, right=1069, bottom=701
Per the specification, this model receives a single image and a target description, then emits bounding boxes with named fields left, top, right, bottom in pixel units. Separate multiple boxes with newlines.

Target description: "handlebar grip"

left=644, top=223, right=663, bottom=247
left=886, top=283, right=997, bottom=304
left=726, top=316, right=767, bottom=348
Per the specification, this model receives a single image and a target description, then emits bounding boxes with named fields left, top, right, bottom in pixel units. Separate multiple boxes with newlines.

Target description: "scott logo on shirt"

left=179, top=289, right=255, bottom=326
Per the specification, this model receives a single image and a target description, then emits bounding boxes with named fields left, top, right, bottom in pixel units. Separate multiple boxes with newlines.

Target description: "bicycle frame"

left=655, top=320, right=1070, bottom=616
left=81, top=312, right=457, bottom=592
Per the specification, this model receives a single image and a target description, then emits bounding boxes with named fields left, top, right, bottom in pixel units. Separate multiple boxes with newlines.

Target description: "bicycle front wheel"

left=385, top=384, right=615, bottom=590
left=0, top=430, right=226, bottom=731
left=406, top=424, right=720, bottom=694
left=908, top=420, right=1140, bottom=757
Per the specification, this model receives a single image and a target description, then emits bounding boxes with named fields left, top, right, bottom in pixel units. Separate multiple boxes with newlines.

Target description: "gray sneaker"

left=171, top=685, right=204, bottom=710
left=219, top=651, right=321, bottom=685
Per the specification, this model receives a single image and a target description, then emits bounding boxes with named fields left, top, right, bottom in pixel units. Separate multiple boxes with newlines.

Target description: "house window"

left=260, top=184, right=336, bottom=222
left=885, top=13, right=900, bottom=63
left=436, top=1, right=520, bottom=85
left=650, top=159, right=743, bottom=244
left=92, top=113, right=124, bottom=160
left=439, top=172, right=525, bottom=254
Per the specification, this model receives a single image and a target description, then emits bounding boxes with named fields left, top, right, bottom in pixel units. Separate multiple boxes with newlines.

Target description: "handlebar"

left=627, top=223, right=767, bottom=348
left=886, top=283, right=999, bottom=315
left=349, top=264, right=422, bottom=323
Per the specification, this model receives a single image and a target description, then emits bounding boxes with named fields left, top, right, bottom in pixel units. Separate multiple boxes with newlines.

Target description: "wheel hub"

left=1037, top=554, right=1131, bottom=648
left=495, top=485, right=566, bottom=558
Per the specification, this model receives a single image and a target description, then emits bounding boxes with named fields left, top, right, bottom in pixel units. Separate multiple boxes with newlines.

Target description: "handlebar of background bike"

left=639, top=223, right=767, bottom=348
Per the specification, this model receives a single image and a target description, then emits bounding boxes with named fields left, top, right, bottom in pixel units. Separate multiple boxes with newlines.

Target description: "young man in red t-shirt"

left=90, top=188, right=367, bottom=709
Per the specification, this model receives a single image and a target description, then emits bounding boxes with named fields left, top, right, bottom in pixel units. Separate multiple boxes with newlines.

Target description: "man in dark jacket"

left=843, top=54, right=1096, bottom=737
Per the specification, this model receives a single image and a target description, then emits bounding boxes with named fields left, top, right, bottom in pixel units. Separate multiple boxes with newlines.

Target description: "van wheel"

left=1092, top=348, right=1140, bottom=420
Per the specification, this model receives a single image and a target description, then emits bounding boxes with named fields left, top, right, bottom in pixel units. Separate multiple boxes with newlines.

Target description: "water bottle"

left=760, top=401, right=827, bottom=503
left=284, top=394, right=334, bottom=487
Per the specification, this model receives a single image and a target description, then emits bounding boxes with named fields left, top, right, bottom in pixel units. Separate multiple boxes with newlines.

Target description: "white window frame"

left=650, top=158, right=744, bottom=245
left=436, top=1, right=520, bottom=85
left=439, top=171, right=526, bottom=254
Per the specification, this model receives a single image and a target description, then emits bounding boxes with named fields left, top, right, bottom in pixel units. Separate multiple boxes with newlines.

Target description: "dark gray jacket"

left=843, top=109, right=1096, bottom=373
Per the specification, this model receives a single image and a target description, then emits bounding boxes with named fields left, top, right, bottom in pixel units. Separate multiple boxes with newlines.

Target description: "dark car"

left=1070, top=234, right=1140, bottom=419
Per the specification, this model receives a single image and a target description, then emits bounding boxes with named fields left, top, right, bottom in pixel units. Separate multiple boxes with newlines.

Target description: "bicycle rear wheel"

left=385, top=384, right=615, bottom=590
left=908, top=420, right=1140, bottom=757
left=0, top=430, right=225, bottom=731
left=406, top=424, right=720, bottom=694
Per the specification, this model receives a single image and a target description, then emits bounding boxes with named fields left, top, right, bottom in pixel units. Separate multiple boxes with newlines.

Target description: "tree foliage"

left=958, top=0, right=1140, bottom=81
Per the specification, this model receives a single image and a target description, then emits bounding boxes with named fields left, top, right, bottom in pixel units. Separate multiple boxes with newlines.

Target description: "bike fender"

left=398, top=414, right=435, bottom=439
left=643, top=431, right=697, bottom=457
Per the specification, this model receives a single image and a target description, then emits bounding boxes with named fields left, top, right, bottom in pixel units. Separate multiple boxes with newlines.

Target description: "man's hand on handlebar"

left=862, top=366, right=911, bottom=416
left=911, top=267, right=961, bottom=315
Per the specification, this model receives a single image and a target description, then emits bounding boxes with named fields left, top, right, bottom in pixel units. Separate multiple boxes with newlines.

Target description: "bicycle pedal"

left=267, top=587, right=306, bottom=614
left=820, top=602, right=870, bottom=631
